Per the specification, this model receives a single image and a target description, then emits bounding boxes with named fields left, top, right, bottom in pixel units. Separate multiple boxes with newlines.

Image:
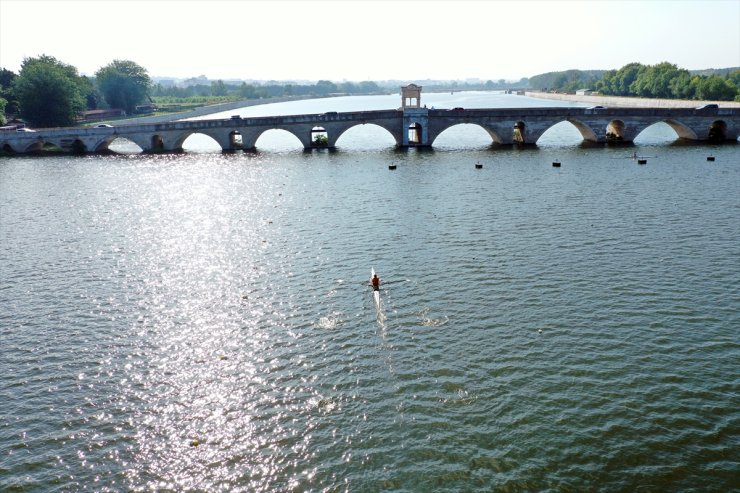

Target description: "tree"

left=79, top=75, right=103, bottom=110
left=0, top=67, right=18, bottom=118
left=211, top=79, right=227, bottom=96
left=631, top=62, right=685, bottom=98
left=695, top=75, right=736, bottom=101
left=668, top=71, right=695, bottom=100
left=95, top=60, right=151, bottom=114
left=13, top=55, right=86, bottom=127
left=596, top=63, right=646, bottom=96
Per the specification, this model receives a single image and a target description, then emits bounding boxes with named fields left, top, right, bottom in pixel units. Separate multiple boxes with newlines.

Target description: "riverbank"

left=524, top=91, right=740, bottom=108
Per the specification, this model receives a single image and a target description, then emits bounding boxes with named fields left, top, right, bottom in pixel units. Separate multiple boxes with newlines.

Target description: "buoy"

left=475, top=163, right=483, bottom=169
left=190, top=439, right=200, bottom=447
left=707, top=156, right=715, bottom=161
left=638, top=159, right=647, bottom=165
left=388, top=164, right=397, bottom=170
left=552, top=161, right=561, bottom=167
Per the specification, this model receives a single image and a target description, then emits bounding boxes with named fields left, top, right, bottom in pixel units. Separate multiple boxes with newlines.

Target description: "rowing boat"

left=371, top=268, right=380, bottom=308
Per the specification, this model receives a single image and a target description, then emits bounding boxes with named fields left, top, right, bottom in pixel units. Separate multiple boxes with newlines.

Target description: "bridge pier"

left=402, top=108, right=430, bottom=147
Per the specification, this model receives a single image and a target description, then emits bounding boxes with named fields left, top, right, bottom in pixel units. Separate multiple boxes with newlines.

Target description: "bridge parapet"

left=1, top=106, right=737, bottom=154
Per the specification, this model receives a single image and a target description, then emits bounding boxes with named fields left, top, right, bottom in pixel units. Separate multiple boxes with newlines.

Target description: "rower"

left=371, top=273, right=380, bottom=291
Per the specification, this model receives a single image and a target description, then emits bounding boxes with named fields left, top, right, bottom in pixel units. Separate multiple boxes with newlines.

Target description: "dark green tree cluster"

left=596, top=62, right=739, bottom=101
left=12, top=56, right=88, bottom=127
left=529, top=62, right=739, bottom=101
left=0, top=68, right=18, bottom=125
left=1, top=55, right=151, bottom=127
left=95, top=60, right=152, bottom=114
left=528, top=70, right=605, bottom=93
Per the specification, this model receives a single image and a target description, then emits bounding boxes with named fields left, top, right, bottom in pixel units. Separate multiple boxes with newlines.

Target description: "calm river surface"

left=1, top=92, right=738, bottom=492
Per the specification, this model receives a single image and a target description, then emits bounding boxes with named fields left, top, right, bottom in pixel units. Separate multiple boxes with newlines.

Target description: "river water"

left=1, top=92, right=738, bottom=492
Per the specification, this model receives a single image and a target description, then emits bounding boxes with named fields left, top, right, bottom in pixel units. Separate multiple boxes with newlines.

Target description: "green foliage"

left=95, top=60, right=151, bottom=114
left=592, top=62, right=738, bottom=101
left=211, top=80, right=228, bottom=97
left=13, top=55, right=86, bottom=127
left=596, top=63, right=645, bottom=96
left=79, top=75, right=103, bottom=110
left=630, top=62, right=686, bottom=98
left=0, top=96, right=6, bottom=125
left=529, top=69, right=605, bottom=92
left=0, top=67, right=19, bottom=117
left=313, top=134, right=329, bottom=146
left=694, top=75, right=737, bottom=101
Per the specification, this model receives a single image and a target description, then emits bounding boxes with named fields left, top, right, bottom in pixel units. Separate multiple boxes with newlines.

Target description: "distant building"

left=576, top=89, right=596, bottom=96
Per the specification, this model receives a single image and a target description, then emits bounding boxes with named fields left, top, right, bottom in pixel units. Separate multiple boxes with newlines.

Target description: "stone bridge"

left=1, top=106, right=737, bottom=154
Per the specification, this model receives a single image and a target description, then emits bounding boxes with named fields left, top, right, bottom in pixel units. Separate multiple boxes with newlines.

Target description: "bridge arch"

left=170, top=130, right=233, bottom=152
left=564, top=118, right=601, bottom=142
left=332, top=122, right=399, bottom=148
left=538, top=120, right=591, bottom=145
left=430, top=123, right=501, bottom=148
left=107, top=137, right=143, bottom=154
left=428, top=122, right=507, bottom=146
left=253, top=128, right=305, bottom=150
left=660, top=119, right=698, bottom=140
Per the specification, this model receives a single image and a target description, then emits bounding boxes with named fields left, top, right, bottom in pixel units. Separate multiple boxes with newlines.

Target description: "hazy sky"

left=1, top=0, right=739, bottom=81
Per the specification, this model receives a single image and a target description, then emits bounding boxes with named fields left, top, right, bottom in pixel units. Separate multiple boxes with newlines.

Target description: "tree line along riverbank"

left=525, top=91, right=740, bottom=109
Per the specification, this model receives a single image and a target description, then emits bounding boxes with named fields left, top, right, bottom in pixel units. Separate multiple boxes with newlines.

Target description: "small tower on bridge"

left=401, top=84, right=422, bottom=109
left=400, top=84, right=429, bottom=146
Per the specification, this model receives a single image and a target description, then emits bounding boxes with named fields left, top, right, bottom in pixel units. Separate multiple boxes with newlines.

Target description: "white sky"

left=1, top=0, right=739, bottom=82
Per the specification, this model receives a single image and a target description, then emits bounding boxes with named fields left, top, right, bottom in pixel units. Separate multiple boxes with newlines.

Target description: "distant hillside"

left=527, top=70, right=606, bottom=92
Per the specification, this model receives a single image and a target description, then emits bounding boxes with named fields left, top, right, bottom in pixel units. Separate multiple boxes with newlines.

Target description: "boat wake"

left=418, top=307, right=448, bottom=327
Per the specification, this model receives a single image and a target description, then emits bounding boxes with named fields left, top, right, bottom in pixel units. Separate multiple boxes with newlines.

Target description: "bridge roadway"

left=1, top=106, right=738, bottom=154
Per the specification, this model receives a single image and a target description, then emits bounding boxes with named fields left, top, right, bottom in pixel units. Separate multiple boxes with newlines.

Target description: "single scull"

left=371, top=268, right=380, bottom=308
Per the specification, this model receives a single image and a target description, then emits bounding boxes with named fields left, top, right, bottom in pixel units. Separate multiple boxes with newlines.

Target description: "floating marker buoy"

left=190, top=439, right=200, bottom=447
left=707, top=156, right=715, bottom=161
left=552, top=161, right=561, bottom=167
left=638, top=159, right=647, bottom=165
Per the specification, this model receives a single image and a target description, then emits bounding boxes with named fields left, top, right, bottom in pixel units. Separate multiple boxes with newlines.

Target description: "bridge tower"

left=401, top=84, right=429, bottom=146
left=401, top=84, right=422, bottom=109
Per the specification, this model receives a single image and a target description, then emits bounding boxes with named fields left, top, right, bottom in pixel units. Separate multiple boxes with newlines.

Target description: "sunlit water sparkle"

left=1, top=93, right=738, bottom=492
